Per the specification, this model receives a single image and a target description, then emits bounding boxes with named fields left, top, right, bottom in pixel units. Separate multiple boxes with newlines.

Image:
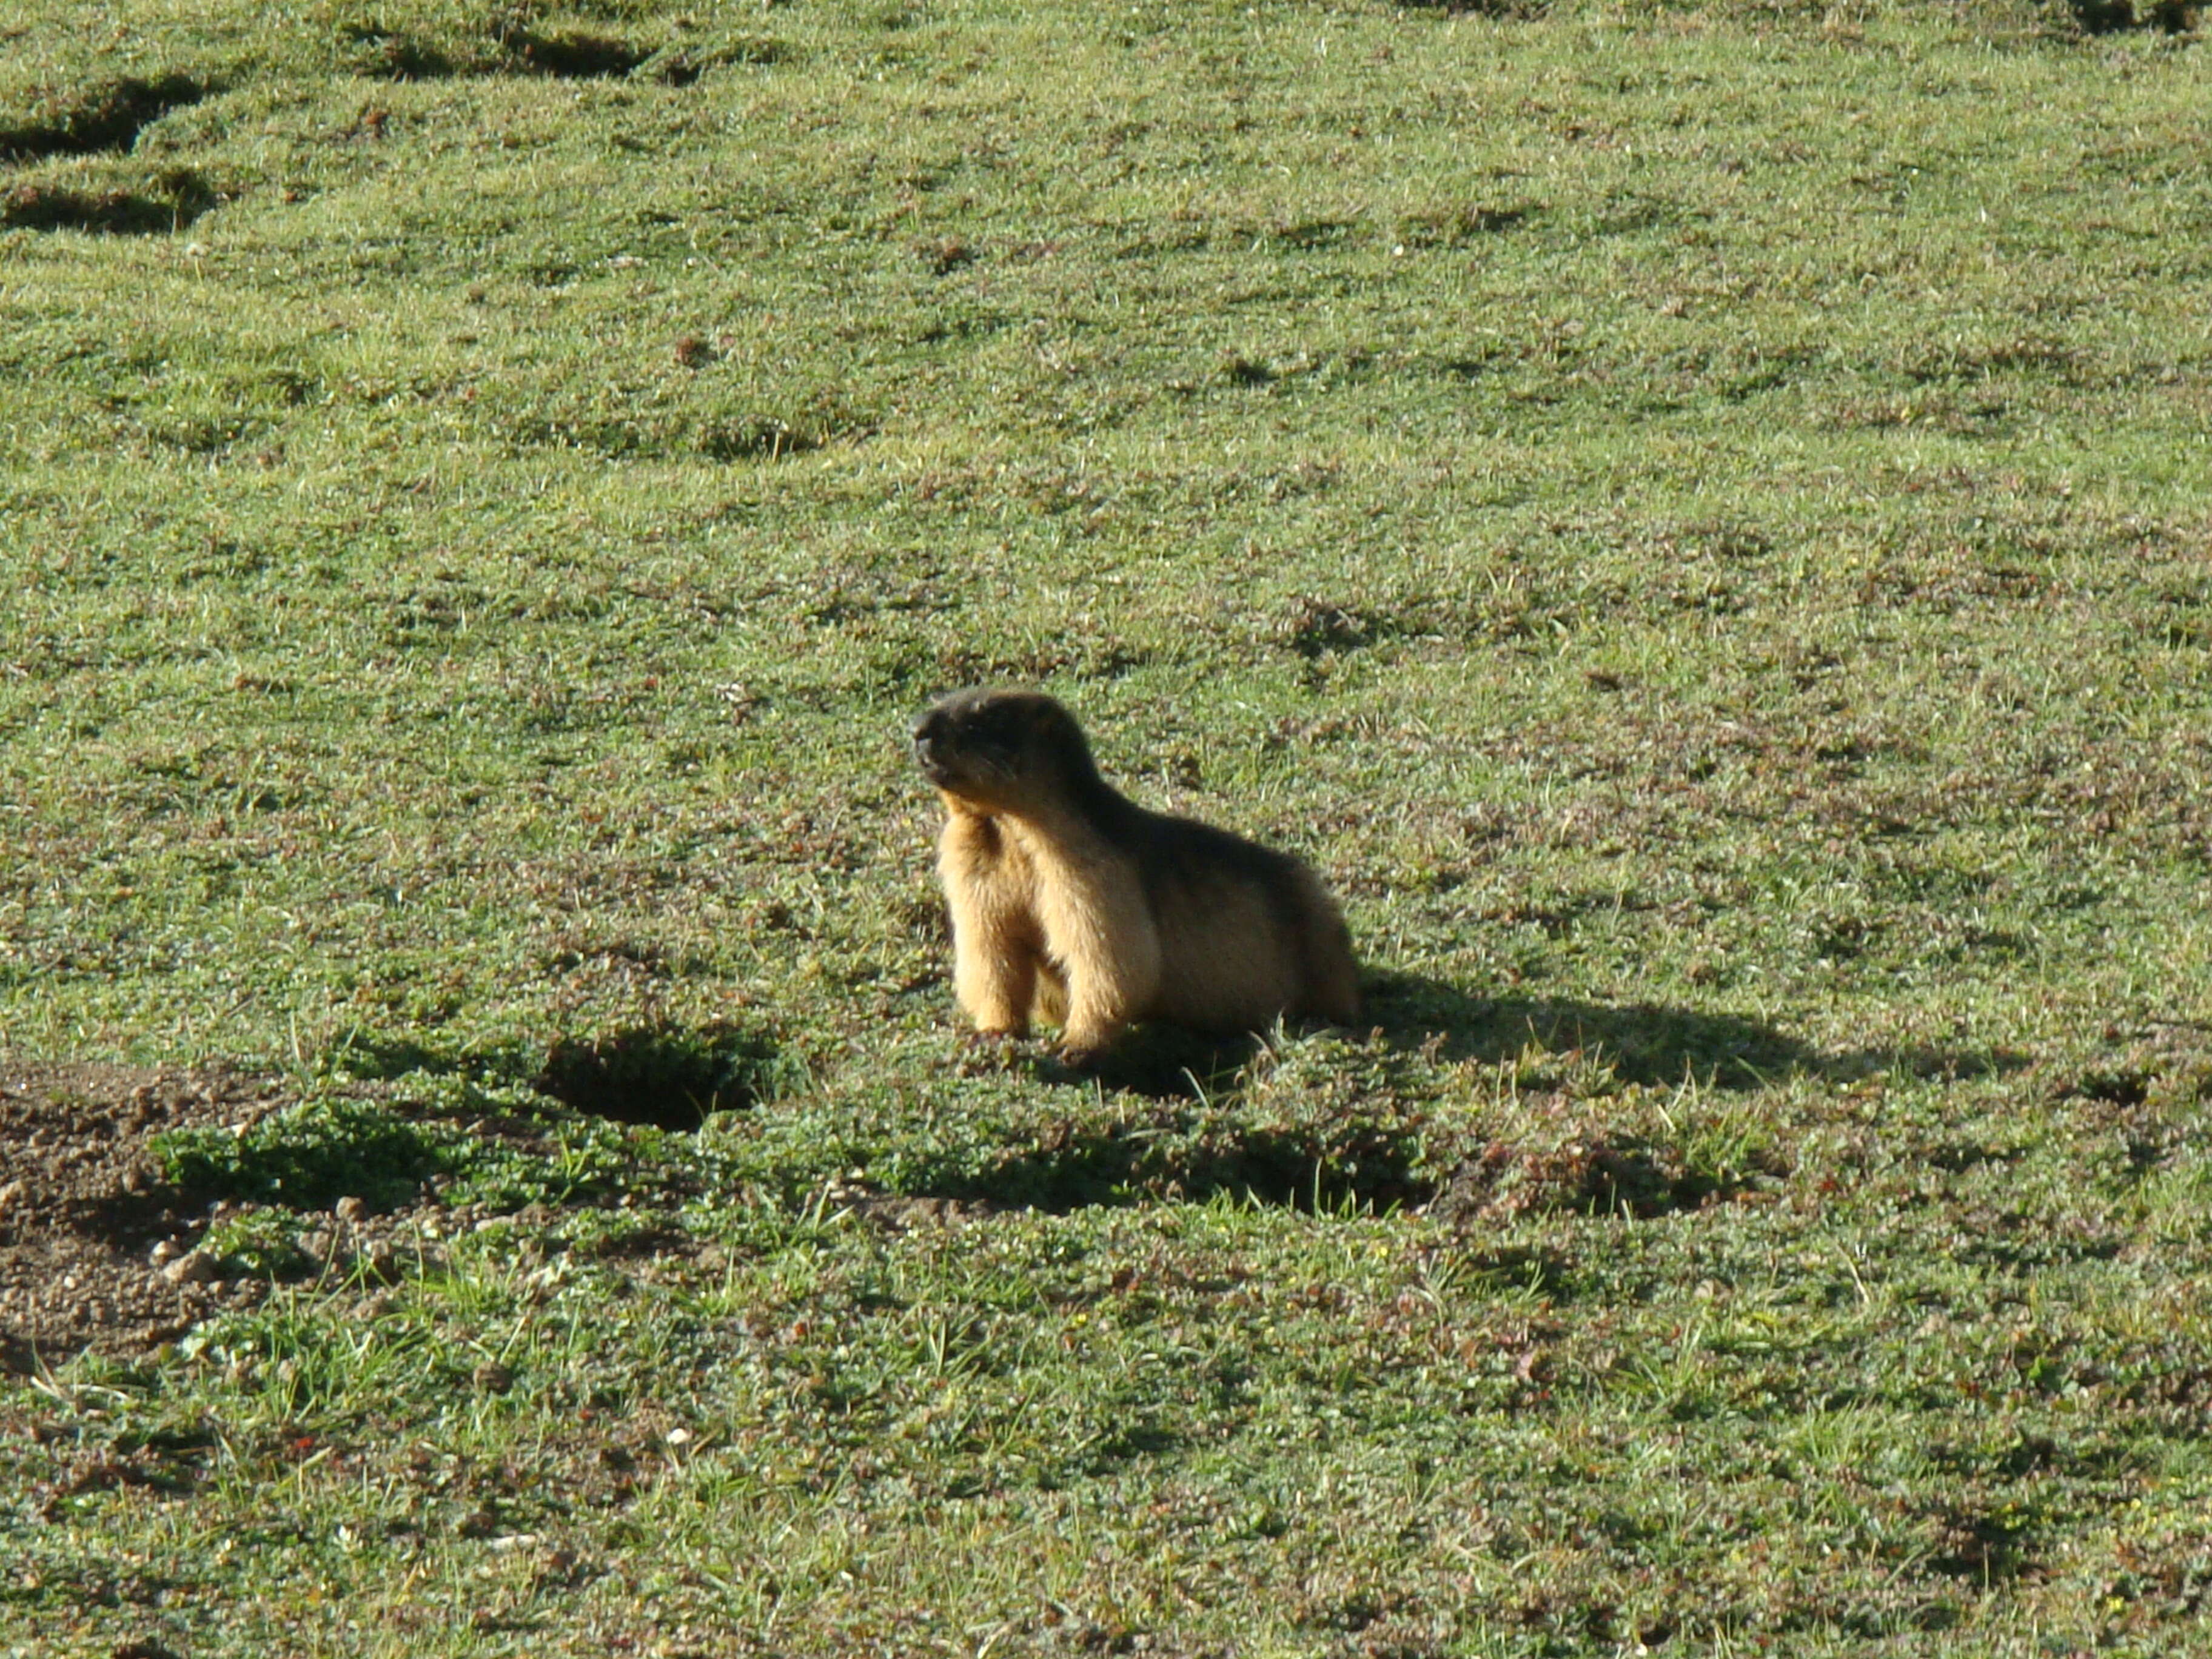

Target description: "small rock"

left=334, top=1196, right=370, bottom=1224
left=353, top=1290, right=395, bottom=1322
left=161, top=1250, right=222, bottom=1285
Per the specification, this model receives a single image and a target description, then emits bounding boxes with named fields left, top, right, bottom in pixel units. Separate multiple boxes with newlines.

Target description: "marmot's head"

left=912, top=688, right=1101, bottom=813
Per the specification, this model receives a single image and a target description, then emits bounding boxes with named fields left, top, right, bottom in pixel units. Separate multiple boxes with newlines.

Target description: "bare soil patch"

left=0, top=1056, right=730, bottom=1375
left=0, top=1062, right=293, bottom=1372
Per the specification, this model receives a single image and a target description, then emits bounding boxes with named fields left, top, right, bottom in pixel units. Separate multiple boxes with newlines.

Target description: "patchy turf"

left=5, top=0, right=2212, bottom=1652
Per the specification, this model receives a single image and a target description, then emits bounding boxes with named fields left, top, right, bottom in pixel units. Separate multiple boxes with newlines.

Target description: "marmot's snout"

left=911, top=707, right=951, bottom=780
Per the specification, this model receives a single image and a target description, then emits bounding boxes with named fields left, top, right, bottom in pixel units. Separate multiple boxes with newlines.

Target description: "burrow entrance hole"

left=2, top=173, right=218, bottom=235
left=532, top=1024, right=791, bottom=1134
left=0, top=73, right=215, bottom=163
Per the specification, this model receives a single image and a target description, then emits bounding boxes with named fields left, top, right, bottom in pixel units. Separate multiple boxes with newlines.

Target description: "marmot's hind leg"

left=1041, top=874, right=1161, bottom=1064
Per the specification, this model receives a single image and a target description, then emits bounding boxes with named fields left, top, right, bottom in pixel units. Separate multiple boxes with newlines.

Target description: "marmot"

left=911, top=688, right=1361, bottom=1062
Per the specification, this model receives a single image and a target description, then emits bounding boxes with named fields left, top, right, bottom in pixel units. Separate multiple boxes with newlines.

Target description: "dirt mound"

left=0, top=1062, right=291, bottom=1372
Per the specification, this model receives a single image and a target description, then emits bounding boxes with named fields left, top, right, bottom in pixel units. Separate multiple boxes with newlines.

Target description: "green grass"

left=5, top=0, right=2212, bottom=1652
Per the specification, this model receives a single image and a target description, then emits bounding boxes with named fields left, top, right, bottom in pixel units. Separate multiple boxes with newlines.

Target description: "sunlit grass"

left=5, top=0, right=2211, bottom=1652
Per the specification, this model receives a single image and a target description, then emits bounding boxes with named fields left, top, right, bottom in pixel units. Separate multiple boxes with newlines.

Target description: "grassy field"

left=4, top=0, right=2212, bottom=1652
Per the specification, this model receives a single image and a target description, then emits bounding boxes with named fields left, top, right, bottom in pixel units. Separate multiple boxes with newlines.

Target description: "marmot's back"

left=1133, top=810, right=1360, bottom=1032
